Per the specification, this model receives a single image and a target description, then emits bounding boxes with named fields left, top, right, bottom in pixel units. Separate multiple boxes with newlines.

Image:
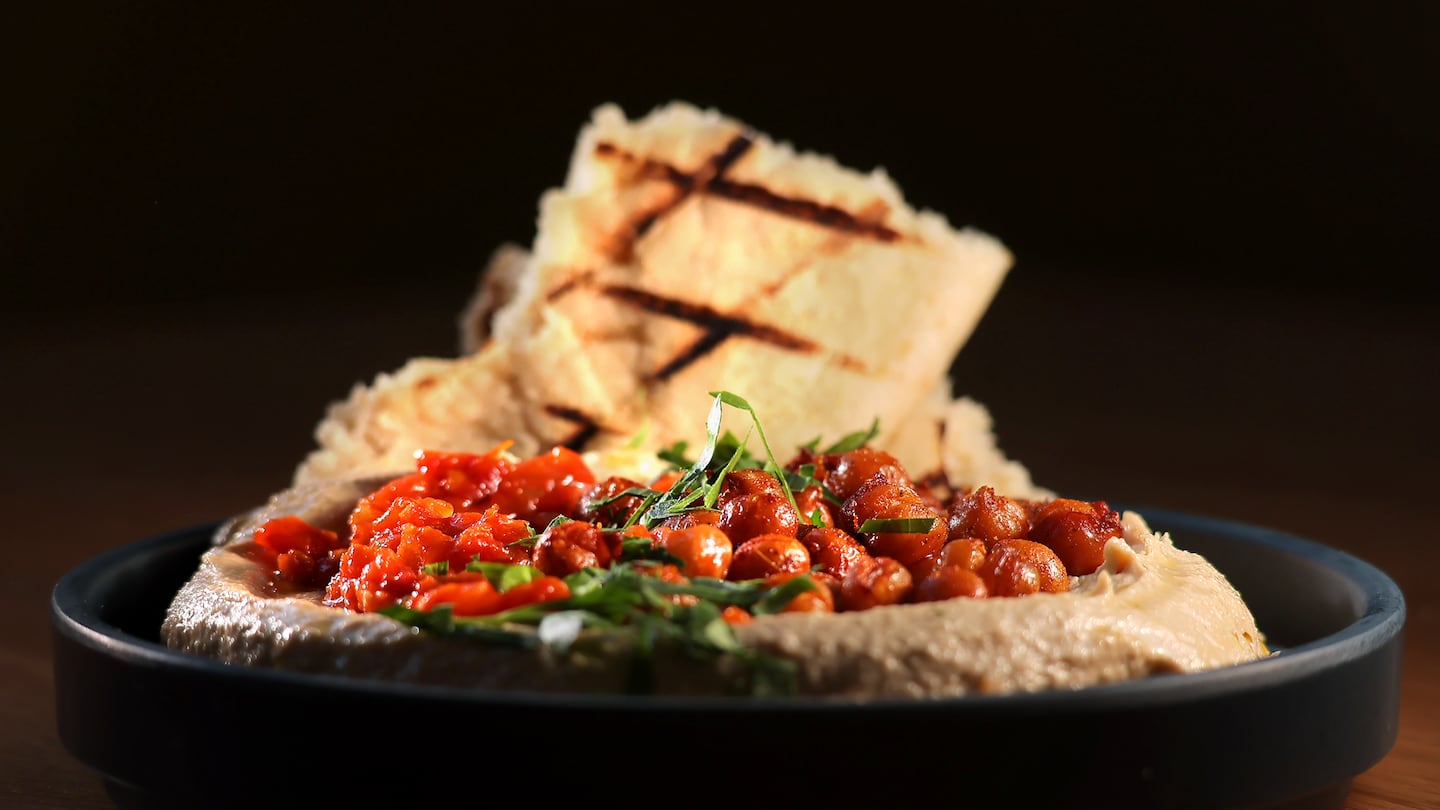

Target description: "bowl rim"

left=51, top=506, right=1407, bottom=713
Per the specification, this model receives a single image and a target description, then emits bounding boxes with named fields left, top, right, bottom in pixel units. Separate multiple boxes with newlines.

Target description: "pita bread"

left=295, top=101, right=1045, bottom=499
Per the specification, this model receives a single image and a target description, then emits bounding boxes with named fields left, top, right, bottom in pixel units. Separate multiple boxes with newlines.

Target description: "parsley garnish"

left=708, top=390, right=800, bottom=515
left=821, top=417, right=881, bottom=454
left=858, top=517, right=937, bottom=534
left=380, top=556, right=816, bottom=696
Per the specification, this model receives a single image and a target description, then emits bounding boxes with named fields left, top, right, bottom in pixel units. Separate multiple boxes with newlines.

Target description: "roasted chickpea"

left=633, top=561, right=699, bottom=606
left=764, top=572, right=836, bottom=613
left=842, top=480, right=946, bottom=566
left=824, top=447, right=909, bottom=502
left=947, top=486, right=1032, bottom=547
left=913, top=564, right=989, bottom=602
left=533, top=520, right=614, bottom=577
left=976, top=539, right=1069, bottom=597
left=721, top=605, right=753, bottom=625
left=910, top=538, right=987, bottom=581
left=658, top=524, right=734, bottom=579
left=578, top=476, right=647, bottom=527
left=794, top=485, right=837, bottom=529
left=840, top=556, right=913, bottom=611
left=1029, top=499, right=1123, bottom=576
left=720, top=468, right=788, bottom=500
left=799, top=527, right=871, bottom=580
left=656, top=508, right=721, bottom=537
left=728, top=533, right=811, bottom=581
left=808, top=571, right=844, bottom=604
left=717, top=469, right=800, bottom=544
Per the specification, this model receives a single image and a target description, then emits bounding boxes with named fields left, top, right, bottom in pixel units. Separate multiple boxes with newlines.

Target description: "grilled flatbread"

left=295, top=101, right=1041, bottom=498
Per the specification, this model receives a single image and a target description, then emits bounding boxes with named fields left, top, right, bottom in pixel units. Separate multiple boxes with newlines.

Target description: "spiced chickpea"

left=728, top=533, right=811, bottom=581
left=799, top=527, right=871, bottom=580
left=808, top=571, right=844, bottom=604
left=633, top=561, right=699, bottom=607
left=914, top=564, right=989, bottom=602
left=840, top=556, right=913, bottom=611
left=533, top=521, right=615, bottom=577
left=794, top=485, right=836, bottom=529
left=657, top=508, right=721, bottom=535
left=717, top=469, right=800, bottom=544
left=977, top=539, right=1069, bottom=597
left=1030, top=499, right=1123, bottom=576
left=764, top=572, right=836, bottom=613
left=947, top=486, right=1032, bottom=547
left=578, top=476, right=647, bottom=527
left=910, top=538, right=987, bottom=581
left=842, top=480, right=946, bottom=566
left=658, top=524, right=734, bottom=579
left=824, top=447, right=909, bottom=502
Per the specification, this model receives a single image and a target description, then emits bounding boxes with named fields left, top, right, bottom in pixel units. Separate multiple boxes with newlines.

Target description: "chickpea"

left=808, top=571, right=844, bottom=605
left=783, top=446, right=825, bottom=479
left=824, top=447, right=909, bottom=502
left=840, top=556, right=913, bottom=611
left=794, top=485, right=836, bottom=529
left=717, top=469, right=800, bottom=544
left=728, top=533, right=811, bottom=581
left=976, top=539, right=1069, bottom=597
left=1030, top=500, right=1123, bottom=575
left=910, top=538, right=987, bottom=581
left=533, top=521, right=613, bottom=577
left=658, top=524, right=734, bottom=580
left=720, top=468, right=788, bottom=500
left=914, top=565, right=989, bottom=602
left=764, top=572, right=836, bottom=613
left=578, top=476, right=647, bottom=527
left=799, top=527, right=871, bottom=580
left=656, top=508, right=721, bottom=539
left=947, top=486, right=1032, bottom=547
left=721, top=605, right=753, bottom=625
left=633, top=560, right=699, bottom=607
left=842, top=480, right=946, bottom=566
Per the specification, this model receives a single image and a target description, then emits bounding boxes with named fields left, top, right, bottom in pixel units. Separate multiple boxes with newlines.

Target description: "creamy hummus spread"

left=161, top=475, right=1268, bottom=700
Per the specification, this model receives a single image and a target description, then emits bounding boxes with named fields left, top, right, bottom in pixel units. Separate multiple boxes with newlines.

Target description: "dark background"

left=4, top=1, right=1437, bottom=523
left=7, top=3, right=1438, bottom=305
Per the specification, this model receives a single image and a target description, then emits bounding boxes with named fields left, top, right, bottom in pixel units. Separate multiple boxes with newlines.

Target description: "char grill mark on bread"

left=597, top=133, right=755, bottom=261
left=706, top=177, right=902, bottom=241
left=542, top=403, right=605, bottom=449
left=595, top=283, right=865, bottom=383
left=593, top=139, right=903, bottom=243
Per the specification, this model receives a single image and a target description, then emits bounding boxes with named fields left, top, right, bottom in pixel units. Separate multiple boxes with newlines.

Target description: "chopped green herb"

left=420, top=561, right=449, bottom=576
left=858, top=517, right=937, bottom=534
left=751, top=574, right=819, bottom=616
left=821, top=417, right=881, bottom=454
left=466, top=560, right=544, bottom=592
left=707, top=390, right=800, bottom=515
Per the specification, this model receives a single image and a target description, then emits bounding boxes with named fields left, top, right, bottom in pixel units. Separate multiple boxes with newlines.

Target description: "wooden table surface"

left=2, top=269, right=1435, bottom=809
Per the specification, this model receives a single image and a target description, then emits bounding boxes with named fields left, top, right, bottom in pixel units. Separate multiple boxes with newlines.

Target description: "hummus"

left=161, top=474, right=1268, bottom=700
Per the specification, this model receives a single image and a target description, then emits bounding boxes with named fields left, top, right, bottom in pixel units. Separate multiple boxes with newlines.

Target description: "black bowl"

left=52, top=508, right=1404, bottom=810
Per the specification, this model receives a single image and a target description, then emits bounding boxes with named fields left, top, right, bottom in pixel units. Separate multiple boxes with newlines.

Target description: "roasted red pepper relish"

left=256, top=444, right=1125, bottom=617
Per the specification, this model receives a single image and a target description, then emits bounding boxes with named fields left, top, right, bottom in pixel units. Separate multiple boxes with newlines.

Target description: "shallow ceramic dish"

left=51, top=507, right=1404, bottom=810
